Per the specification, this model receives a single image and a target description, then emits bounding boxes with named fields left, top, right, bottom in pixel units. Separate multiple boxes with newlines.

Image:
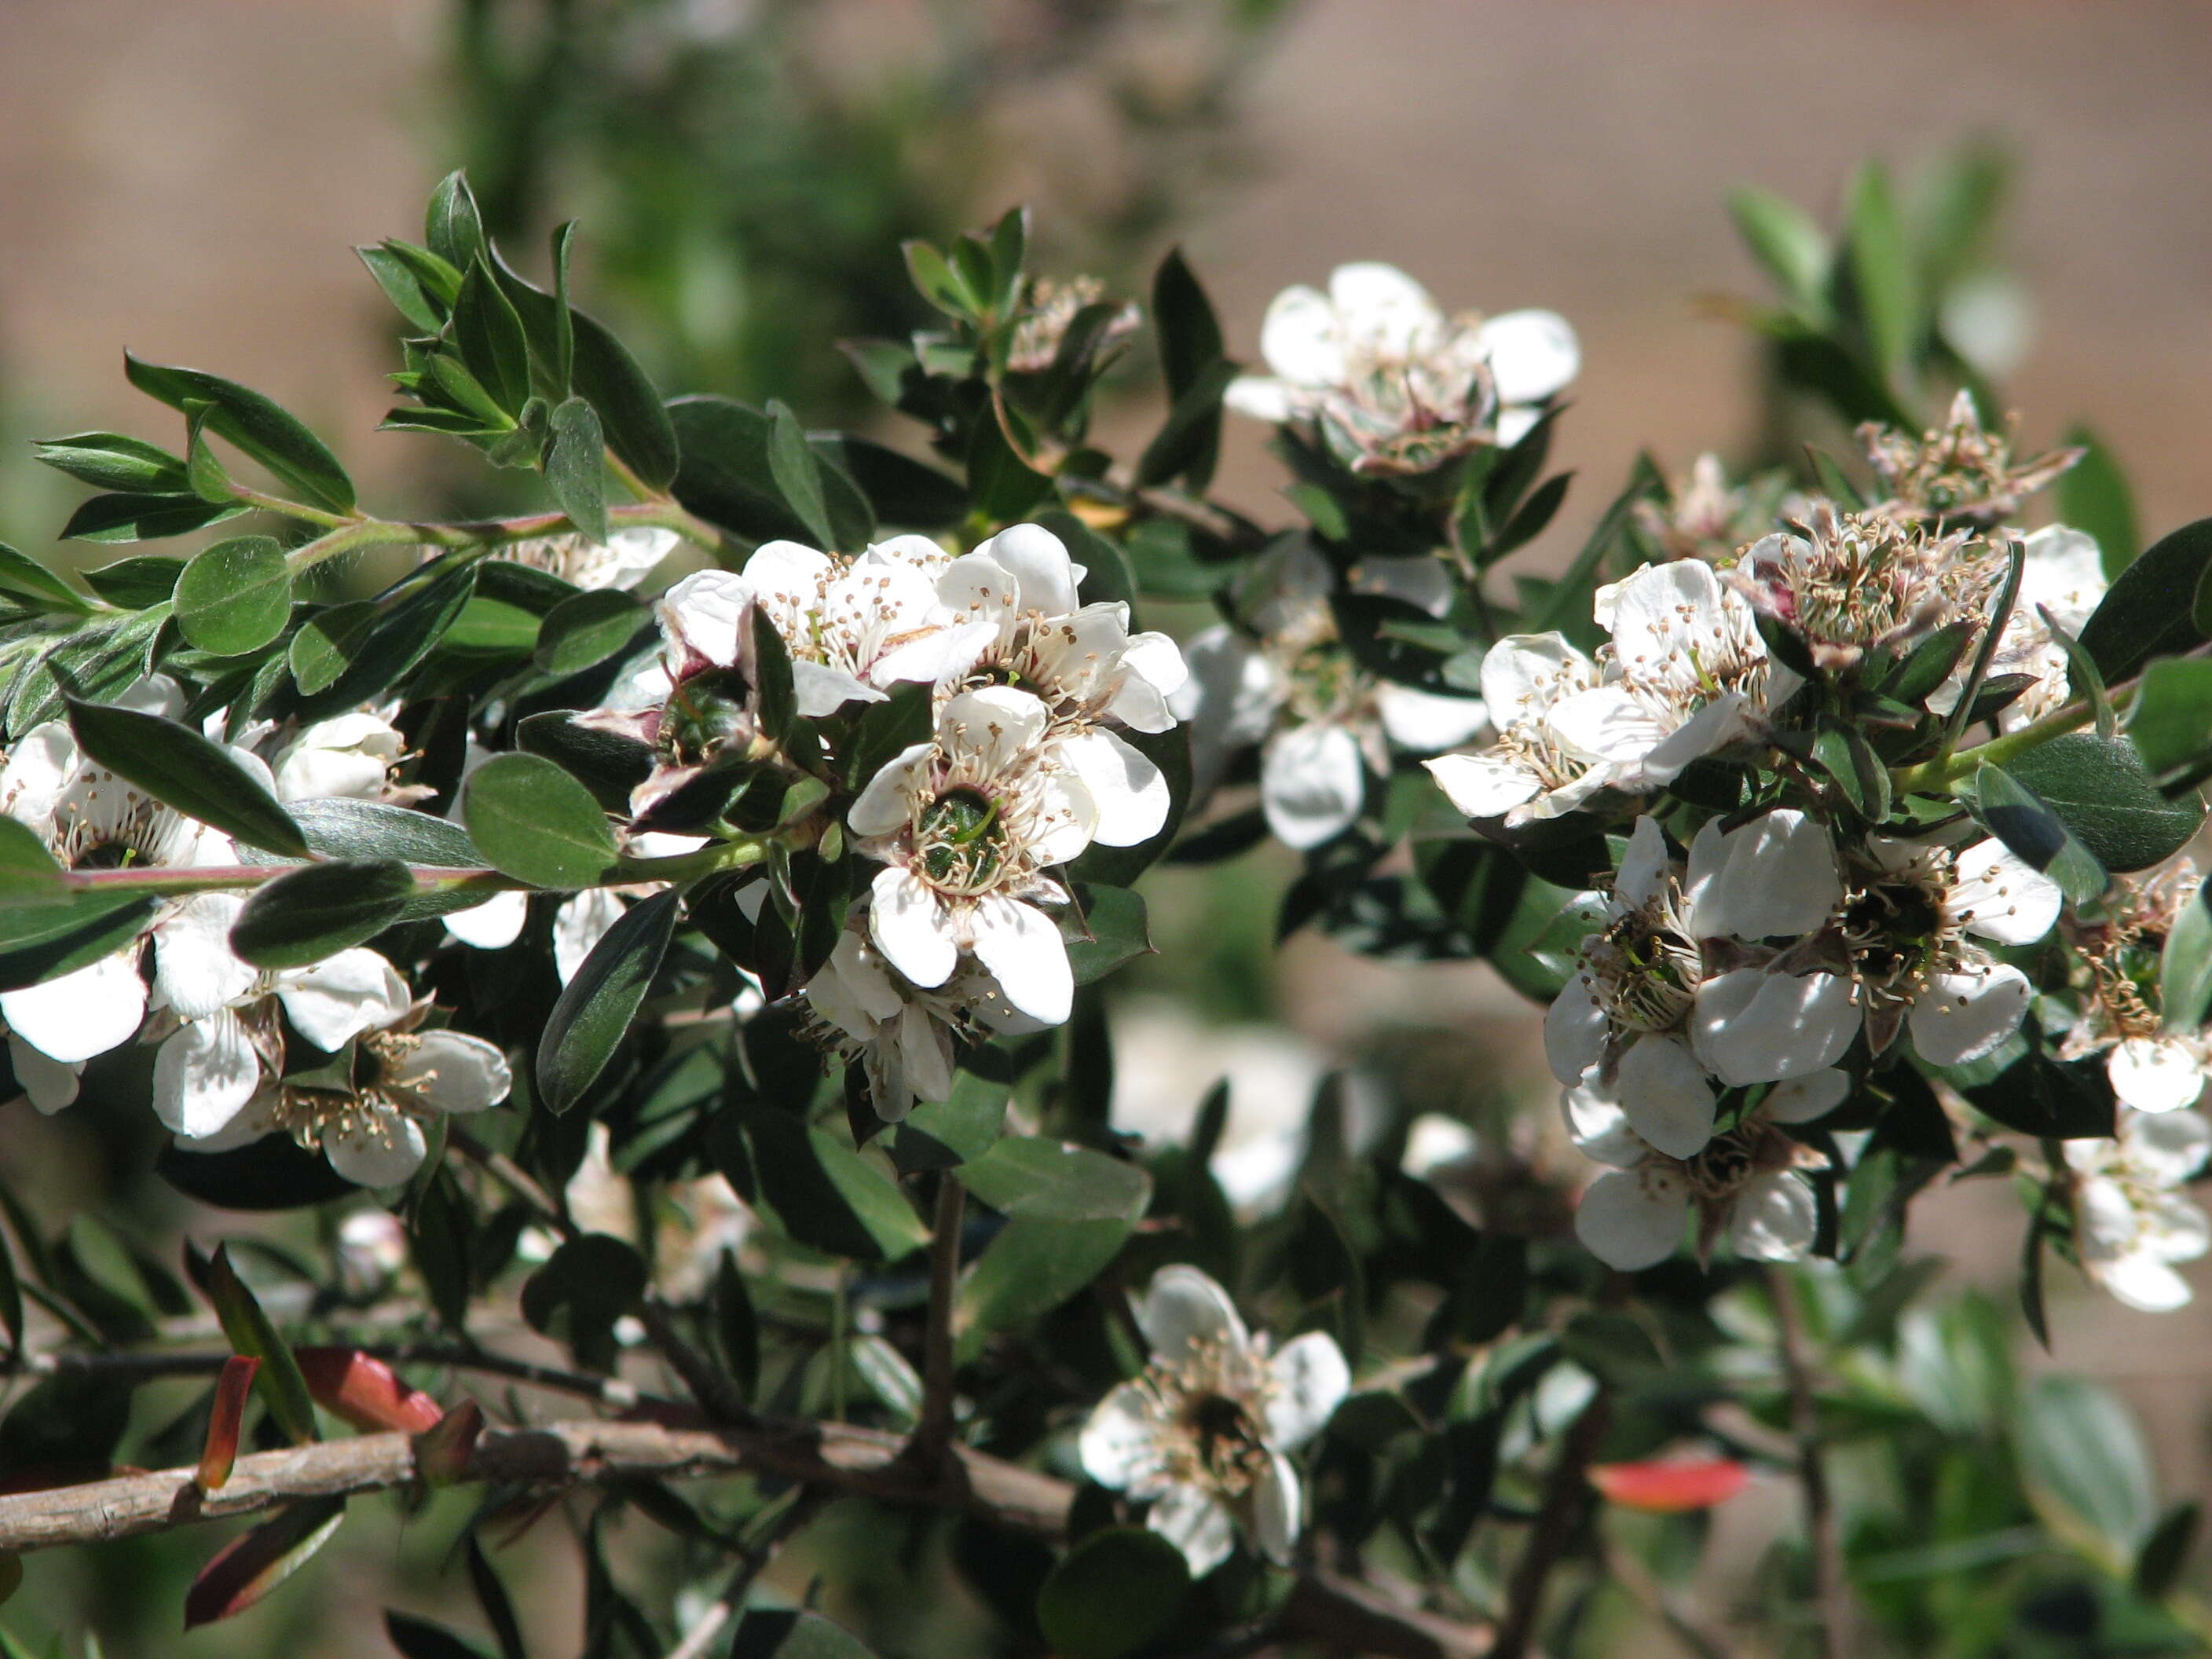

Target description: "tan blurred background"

left=2, top=0, right=2211, bottom=1641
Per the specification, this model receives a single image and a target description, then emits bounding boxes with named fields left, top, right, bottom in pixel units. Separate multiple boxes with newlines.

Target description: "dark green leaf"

left=730, top=1610, right=878, bottom=1659
left=2080, top=516, right=2212, bottom=683
left=537, top=888, right=678, bottom=1114
left=182, top=1496, right=346, bottom=1628
left=0, top=816, right=62, bottom=909
left=452, top=258, right=531, bottom=417
left=968, top=408, right=1057, bottom=522
left=1815, top=720, right=1893, bottom=825
left=0, top=544, right=87, bottom=613
left=174, top=535, right=292, bottom=657
left=667, top=395, right=869, bottom=544
left=229, top=859, right=416, bottom=969
left=204, top=1243, right=318, bottom=1444
left=520, top=1234, right=646, bottom=1373
left=2060, top=424, right=2139, bottom=577
left=1965, top=761, right=2105, bottom=904
left=1035, top=1528, right=1190, bottom=1659
left=62, top=491, right=245, bottom=545
left=462, top=752, right=617, bottom=889
left=124, top=353, right=354, bottom=514
left=809, top=434, right=965, bottom=531
left=1728, top=187, right=1831, bottom=313
left=532, top=589, right=644, bottom=677
left=2005, top=733, right=2202, bottom=874
left=0, top=891, right=156, bottom=991
left=765, top=400, right=836, bottom=548
left=289, top=601, right=379, bottom=695
left=384, top=1612, right=491, bottom=1659
left=425, top=171, right=488, bottom=269
left=712, top=1250, right=759, bottom=1404
left=1064, top=884, right=1153, bottom=983
left=1153, top=247, right=1225, bottom=397
left=2162, top=884, right=2212, bottom=1035
left=2135, top=1500, right=2201, bottom=1602
left=302, top=554, right=479, bottom=711
left=1134, top=357, right=1237, bottom=492
left=515, top=711, right=654, bottom=814
left=957, top=1137, right=1150, bottom=1222
left=1844, top=162, right=1918, bottom=388
left=66, top=698, right=306, bottom=856
left=31, top=432, right=190, bottom=494
left=185, top=399, right=233, bottom=503
left=728, top=1110, right=928, bottom=1262
left=543, top=396, right=609, bottom=544
left=959, top=1215, right=1131, bottom=1331
left=355, top=244, right=445, bottom=334
left=80, top=555, right=184, bottom=609
left=159, top=1133, right=357, bottom=1211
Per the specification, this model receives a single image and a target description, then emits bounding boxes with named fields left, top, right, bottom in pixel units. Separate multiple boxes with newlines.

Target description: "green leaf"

left=0, top=892, right=157, bottom=991
left=731, top=1110, right=928, bottom=1262
left=184, top=399, right=233, bottom=504
left=1815, top=720, right=1893, bottom=825
left=2129, top=657, right=2212, bottom=775
left=2004, top=733, right=2203, bottom=874
left=31, top=432, right=190, bottom=494
left=228, top=859, right=416, bottom=969
left=712, top=1251, right=760, bottom=1403
left=957, top=1137, right=1150, bottom=1222
left=174, top=535, right=292, bottom=657
left=1134, top=358, right=1237, bottom=492
left=548, top=220, right=578, bottom=397
left=808, top=434, right=965, bottom=531
left=533, top=588, right=644, bottom=678
left=0, top=818, right=64, bottom=907
left=765, top=400, right=837, bottom=548
left=520, top=1234, right=646, bottom=1374
left=204, top=1243, right=319, bottom=1444
left=542, top=396, right=609, bottom=544
left=489, top=249, right=679, bottom=491
left=515, top=712, right=654, bottom=814
left=1152, top=247, right=1225, bottom=398
left=1064, top=884, right=1153, bottom=984
left=1844, top=161, right=1919, bottom=390
left=903, top=240, right=972, bottom=320
left=384, top=1612, right=492, bottom=1659
left=2016, top=1373, right=2156, bottom=1570
left=0, top=544, right=88, bottom=613
left=730, top=1610, right=878, bottom=1659
left=2135, top=1500, right=2201, bottom=1602
left=2161, top=884, right=2212, bottom=1035
left=123, top=353, right=354, bottom=514
left=1036, top=1529, right=1191, bottom=1659
left=301, top=555, right=480, bottom=712
left=280, top=798, right=484, bottom=867
left=424, top=170, right=487, bottom=270
left=537, top=888, right=678, bottom=1114
left=1966, top=762, right=2105, bottom=905
left=2058, top=423, right=2139, bottom=577
left=65, top=698, right=307, bottom=857
left=462, top=751, right=617, bottom=889
left=61, top=492, right=245, bottom=545
left=354, top=244, right=445, bottom=334
left=967, top=408, right=1057, bottom=523
left=80, top=554, right=185, bottom=609
left=848, top=1333, right=922, bottom=1430
left=2080, top=516, right=2212, bottom=683
left=959, top=1215, right=1132, bottom=1331
left=452, top=258, right=532, bottom=417
left=288, top=600, right=379, bottom=695
left=666, top=395, right=871, bottom=544
left=1728, top=187, right=1832, bottom=314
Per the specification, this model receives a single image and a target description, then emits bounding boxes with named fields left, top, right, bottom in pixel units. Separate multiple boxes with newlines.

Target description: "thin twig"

left=1767, top=1266, right=1853, bottom=1659
left=905, top=1178, right=965, bottom=1474
left=661, top=1487, right=829, bottom=1659
left=1487, top=1393, right=1610, bottom=1659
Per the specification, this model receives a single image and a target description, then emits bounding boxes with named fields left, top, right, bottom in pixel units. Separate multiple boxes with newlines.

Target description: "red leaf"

left=292, top=1347, right=444, bottom=1434
left=183, top=1496, right=346, bottom=1628
left=1589, top=1457, right=1751, bottom=1513
left=197, top=1355, right=260, bottom=1492
left=413, top=1397, right=483, bottom=1487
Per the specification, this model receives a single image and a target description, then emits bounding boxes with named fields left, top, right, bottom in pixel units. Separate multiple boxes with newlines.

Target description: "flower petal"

left=154, top=1010, right=263, bottom=1139
left=1544, top=974, right=1610, bottom=1086
left=1260, top=722, right=1366, bottom=850
left=867, top=868, right=957, bottom=990
left=6, top=1036, right=80, bottom=1115
left=847, top=742, right=934, bottom=840
left=390, top=1030, right=513, bottom=1115
left=1080, top=1379, right=1171, bottom=1496
left=1729, top=1174, right=1817, bottom=1262
left=2108, top=1037, right=2208, bottom=1114
left=1258, top=284, right=1345, bottom=386
left=1326, top=262, right=1437, bottom=356
left=966, top=894, right=1072, bottom=1025
left=1148, top=1485, right=1237, bottom=1579
left=975, top=522, right=1079, bottom=617
left=1251, top=1450, right=1302, bottom=1562
left=1264, top=1331, right=1350, bottom=1450
left=276, top=950, right=410, bottom=1051
left=1908, top=965, right=2031, bottom=1066
left=1478, top=309, right=1580, bottom=405
left=324, top=1107, right=430, bottom=1188
left=442, top=890, right=528, bottom=950
left=1576, top=1167, right=1686, bottom=1270
left=2, top=952, right=147, bottom=1064
left=1134, top=1264, right=1249, bottom=1361
left=1424, top=751, right=1539, bottom=820
left=1950, top=840, right=2062, bottom=946
left=1615, top=1035, right=1716, bottom=1159
left=1055, top=730, right=1168, bottom=848
left=1375, top=683, right=1489, bottom=753
left=152, top=894, right=255, bottom=1020
left=1686, top=809, right=1840, bottom=941
left=1763, top=1068, right=1852, bottom=1125
left=1691, top=969, right=1858, bottom=1085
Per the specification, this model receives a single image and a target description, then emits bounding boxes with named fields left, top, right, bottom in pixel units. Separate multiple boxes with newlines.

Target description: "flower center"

left=1185, top=1391, right=1270, bottom=1490
left=1587, top=886, right=1701, bottom=1034
left=1841, top=860, right=1959, bottom=1008
left=661, top=667, right=755, bottom=767
left=917, top=786, right=1006, bottom=895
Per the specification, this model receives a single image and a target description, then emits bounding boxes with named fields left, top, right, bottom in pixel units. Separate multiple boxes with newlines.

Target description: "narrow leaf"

left=123, top=353, right=355, bottom=515
left=64, top=698, right=308, bottom=857
left=537, top=888, right=679, bottom=1113
left=542, top=396, right=610, bottom=544
left=204, top=1242, right=320, bottom=1444
left=461, top=752, right=617, bottom=889
left=183, top=1496, right=346, bottom=1628
left=197, top=1354, right=260, bottom=1492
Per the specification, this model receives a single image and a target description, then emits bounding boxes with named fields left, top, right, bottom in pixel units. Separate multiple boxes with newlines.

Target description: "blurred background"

left=2, top=1, right=2212, bottom=1652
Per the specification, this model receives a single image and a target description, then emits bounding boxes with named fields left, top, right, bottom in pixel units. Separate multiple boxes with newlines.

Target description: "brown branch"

left=903, top=1177, right=965, bottom=1474
left=1487, top=1393, right=1610, bottom=1659
left=1767, top=1266, right=1855, bottom=1659
left=0, top=1412, right=1478, bottom=1659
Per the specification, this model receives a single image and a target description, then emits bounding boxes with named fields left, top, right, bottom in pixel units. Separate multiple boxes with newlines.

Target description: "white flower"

left=936, top=522, right=1185, bottom=848
left=1565, top=1070, right=1844, bottom=1271
left=1545, top=815, right=1849, bottom=1157
left=1548, top=559, right=1785, bottom=789
left=271, top=709, right=409, bottom=803
left=6, top=1034, right=82, bottom=1115
left=2106, top=1036, right=2210, bottom=1115
left=1731, top=502, right=1999, bottom=672
left=1172, top=542, right=1485, bottom=849
left=848, top=687, right=1093, bottom=1025
left=496, top=526, right=679, bottom=591
left=334, top=1209, right=408, bottom=1298
left=1424, top=633, right=1613, bottom=826
left=0, top=677, right=258, bottom=1068
left=744, top=535, right=990, bottom=717
left=2066, top=1108, right=2212, bottom=1312
left=1945, top=524, right=2106, bottom=731
left=1080, top=1265, right=1350, bottom=1577
left=801, top=921, right=1039, bottom=1121
left=554, top=888, right=627, bottom=985
left=1842, top=834, right=2063, bottom=1065
left=181, top=956, right=511, bottom=1187
left=1225, top=262, right=1577, bottom=468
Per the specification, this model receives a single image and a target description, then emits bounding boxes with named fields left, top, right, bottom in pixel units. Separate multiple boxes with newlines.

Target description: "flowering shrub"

left=0, top=159, right=2207, bottom=1657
